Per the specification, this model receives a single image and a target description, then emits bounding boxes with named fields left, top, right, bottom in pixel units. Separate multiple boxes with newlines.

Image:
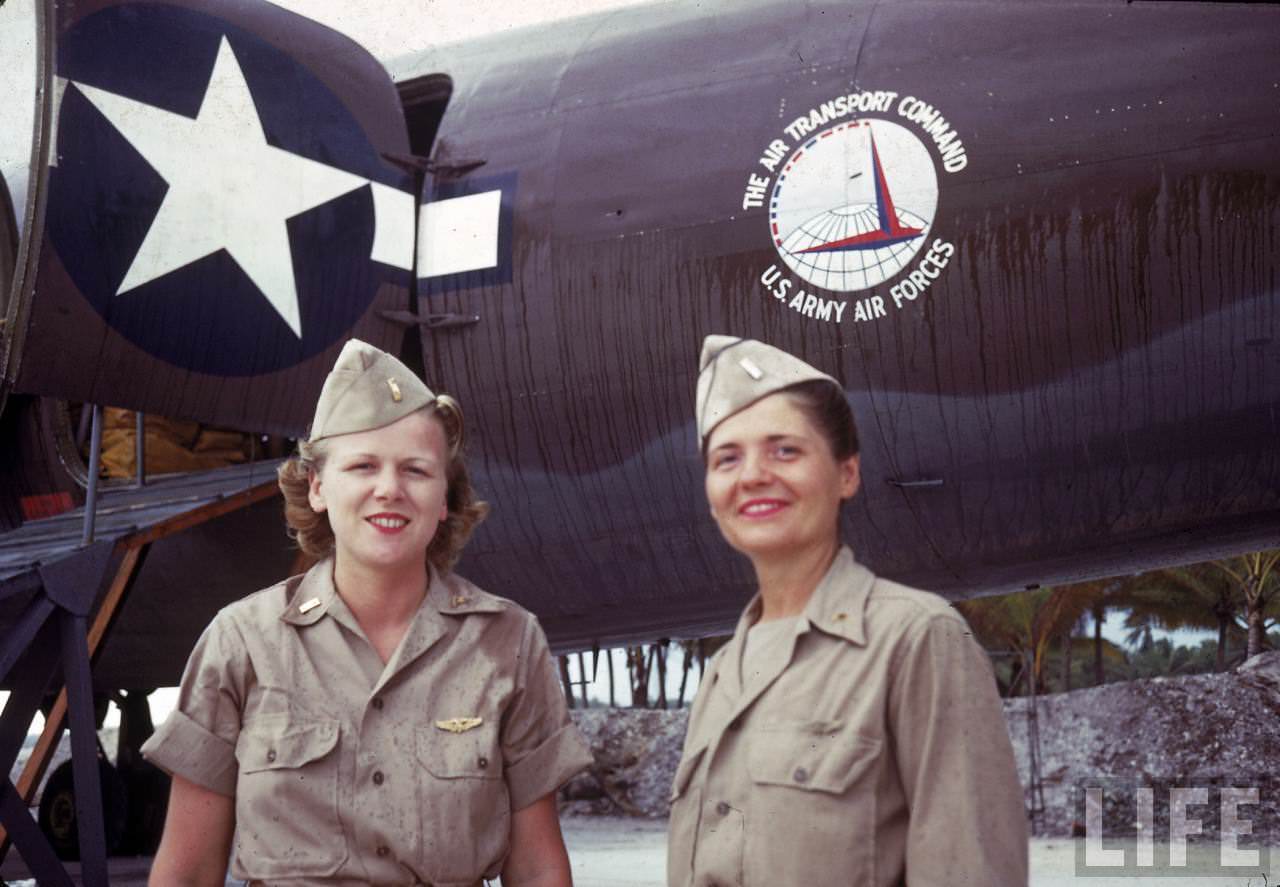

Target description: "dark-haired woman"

left=667, top=335, right=1028, bottom=887
left=143, top=339, right=591, bottom=887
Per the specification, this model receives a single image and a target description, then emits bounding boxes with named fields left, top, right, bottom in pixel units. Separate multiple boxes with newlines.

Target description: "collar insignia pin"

left=738, top=357, right=764, bottom=380
left=387, top=378, right=403, bottom=402
left=299, top=597, right=321, bottom=614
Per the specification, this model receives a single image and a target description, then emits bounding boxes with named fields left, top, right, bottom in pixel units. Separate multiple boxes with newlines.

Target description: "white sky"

left=265, top=0, right=657, bottom=61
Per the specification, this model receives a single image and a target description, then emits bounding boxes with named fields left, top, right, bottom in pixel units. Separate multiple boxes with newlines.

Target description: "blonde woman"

left=143, top=339, right=591, bottom=887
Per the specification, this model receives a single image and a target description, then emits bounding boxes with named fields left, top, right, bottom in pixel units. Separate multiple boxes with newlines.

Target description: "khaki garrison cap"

left=309, top=339, right=436, bottom=442
left=695, top=334, right=839, bottom=447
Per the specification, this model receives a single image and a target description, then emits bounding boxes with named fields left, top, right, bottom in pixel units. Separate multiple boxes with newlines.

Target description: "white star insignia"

left=70, top=36, right=375, bottom=338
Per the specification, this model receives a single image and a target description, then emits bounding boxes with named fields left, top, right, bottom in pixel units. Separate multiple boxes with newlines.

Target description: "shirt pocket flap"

left=416, top=724, right=501, bottom=779
left=670, top=741, right=709, bottom=802
left=749, top=721, right=881, bottom=794
left=239, top=720, right=339, bottom=774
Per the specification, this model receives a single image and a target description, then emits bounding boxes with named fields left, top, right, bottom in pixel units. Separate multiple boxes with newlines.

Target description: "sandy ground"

left=2, top=817, right=1275, bottom=885
left=563, top=819, right=1277, bottom=887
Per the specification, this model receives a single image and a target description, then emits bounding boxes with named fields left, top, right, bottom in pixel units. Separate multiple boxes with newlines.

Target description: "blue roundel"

left=48, top=4, right=407, bottom=376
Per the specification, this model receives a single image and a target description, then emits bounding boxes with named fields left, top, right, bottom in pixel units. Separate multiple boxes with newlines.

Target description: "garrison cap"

left=696, top=334, right=839, bottom=446
left=309, top=339, right=435, bottom=442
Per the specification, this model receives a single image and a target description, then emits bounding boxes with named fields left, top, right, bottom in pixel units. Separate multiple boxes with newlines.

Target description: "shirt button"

left=373, top=770, right=385, bottom=786
left=371, top=697, right=384, bottom=711
left=477, top=756, right=488, bottom=769
left=376, top=845, right=390, bottom=857
left=715, top=801, right=730, bottom=816
left=793, top=767, right=809, bottom=784
left=266, top=749, right=276, bottom=763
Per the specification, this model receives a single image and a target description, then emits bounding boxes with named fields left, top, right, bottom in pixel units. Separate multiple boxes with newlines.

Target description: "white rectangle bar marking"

left=418, top=189, right=502, bottom=279
left=368, top=182, right=415, bottom=270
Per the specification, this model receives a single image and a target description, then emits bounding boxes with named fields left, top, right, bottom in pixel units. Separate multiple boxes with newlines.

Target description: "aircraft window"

left=398, top=74, right=453, bottom=158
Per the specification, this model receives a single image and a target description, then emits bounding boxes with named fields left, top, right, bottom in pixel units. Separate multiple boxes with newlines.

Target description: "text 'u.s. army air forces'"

left=741, top=90, right=967, bottom=325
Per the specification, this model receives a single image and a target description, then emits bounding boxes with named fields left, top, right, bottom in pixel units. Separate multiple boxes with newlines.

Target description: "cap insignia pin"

left=436, top=717, right=484, bottom=733
left=387, top=378, right=403, bottom=402
left=738, top=357, right=764, bottom=380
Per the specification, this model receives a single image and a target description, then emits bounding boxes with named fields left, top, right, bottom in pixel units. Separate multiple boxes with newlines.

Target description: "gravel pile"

left=564, top=708, right=690, bottom=817
left=1007, top=653, right=1280, bottom=840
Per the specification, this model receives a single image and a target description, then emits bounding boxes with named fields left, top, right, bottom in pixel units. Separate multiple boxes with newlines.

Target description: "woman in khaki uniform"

left=142, top=340, right=592, bottom=887
left=668, top=335, right=1028, bottom=887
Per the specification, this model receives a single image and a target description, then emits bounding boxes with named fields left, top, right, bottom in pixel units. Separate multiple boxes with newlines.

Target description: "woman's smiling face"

left=704, top=392, right=860, bottom=559
left=307, top=410, right=449, bottom=576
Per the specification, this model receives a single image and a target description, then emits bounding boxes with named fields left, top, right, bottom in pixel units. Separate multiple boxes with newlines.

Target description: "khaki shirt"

left=668, top=548, right=1028, bottom=887
left=142, top=559, right=592, bottom=887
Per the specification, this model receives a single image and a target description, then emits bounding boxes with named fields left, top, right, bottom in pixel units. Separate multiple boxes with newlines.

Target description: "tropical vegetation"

left=556, top=549, right=1280, bottom=705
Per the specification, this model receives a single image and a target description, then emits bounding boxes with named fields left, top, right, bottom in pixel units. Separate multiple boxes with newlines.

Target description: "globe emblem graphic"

left=769, top=119, right=938, bottom=292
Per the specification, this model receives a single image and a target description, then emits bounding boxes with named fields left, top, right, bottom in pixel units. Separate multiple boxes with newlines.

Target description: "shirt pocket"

left=417, top=722, right=503, bottom=780
left=234, top=718, right=345, bottom=878
left=745, top=721, right=879, bottom=885
left=748, top=719, right=880, bottom=793
left=414, top=723, right=509, bottom=883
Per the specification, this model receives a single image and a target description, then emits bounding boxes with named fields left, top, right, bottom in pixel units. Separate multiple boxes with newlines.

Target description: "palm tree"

left=1211, top=551, right=1280, bottom=660
left=957, top=586, right=1121, bottom=695
left=1121, top=564, right=1243, bottom=669
left=626, top=645, right=650, bottom=708
left=1044, top=577, right=1137, bottom=685
left=1076, top=580, right=1126, bottom=685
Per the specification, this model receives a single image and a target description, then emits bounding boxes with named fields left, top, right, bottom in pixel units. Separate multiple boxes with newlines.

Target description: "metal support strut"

left=81, top=404, right=104, bottom=546
left=135, top=410, right=146, bottom=488
left=0, top=540, right=118, bottom=886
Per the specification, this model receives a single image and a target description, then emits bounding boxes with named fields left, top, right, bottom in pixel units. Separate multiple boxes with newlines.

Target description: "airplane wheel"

left=37, top=758, right=127, bottom=860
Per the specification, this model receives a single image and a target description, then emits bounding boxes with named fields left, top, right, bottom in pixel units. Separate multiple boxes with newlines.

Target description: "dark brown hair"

left=276, top=395, right=489, bottom=574
left=780, top=380, right=859, bottom=461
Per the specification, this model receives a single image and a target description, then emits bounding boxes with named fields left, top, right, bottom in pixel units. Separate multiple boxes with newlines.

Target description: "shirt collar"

left=801, top=546, right=872, bottom=646
left=280, top=558, right=341, bottom=627
left=280, top=559, right=506, bottom=626
left=727, top=545, right=872, bottom=650
left=432, top=568, right=506, bottom=615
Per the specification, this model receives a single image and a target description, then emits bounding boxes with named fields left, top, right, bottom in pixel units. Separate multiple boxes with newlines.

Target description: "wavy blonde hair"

left=276, top=395, right=489, bottom=574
